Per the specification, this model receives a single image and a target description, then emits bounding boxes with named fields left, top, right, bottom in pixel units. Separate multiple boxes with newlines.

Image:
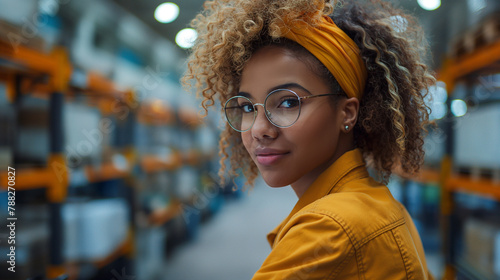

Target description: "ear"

left=340, top=97, right=359, bottom=133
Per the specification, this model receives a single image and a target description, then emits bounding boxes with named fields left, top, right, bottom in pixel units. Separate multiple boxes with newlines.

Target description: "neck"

left=290, top=141, right=355, bottom=198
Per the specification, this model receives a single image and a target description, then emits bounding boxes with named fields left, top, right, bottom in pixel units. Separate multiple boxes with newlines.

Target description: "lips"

left=254, top=148, right=290, bottom=166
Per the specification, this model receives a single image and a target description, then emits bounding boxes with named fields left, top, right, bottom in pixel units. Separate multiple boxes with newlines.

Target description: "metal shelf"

left=0, top=156, right=134, bottom=191
left=446, top=175, right=500, bottom=201
left=439, top=40, right=500, bottom=92
left=140, top=152, right=182, bottom=173
left=94, top=233, right=134, bottom=269
left=455, top=256, right=494, bottom=280
left=84, top=162, right=132, bottom=183
left=148, top=201, right=183, bottom=226
left=393, top=166, right=441, bottom=184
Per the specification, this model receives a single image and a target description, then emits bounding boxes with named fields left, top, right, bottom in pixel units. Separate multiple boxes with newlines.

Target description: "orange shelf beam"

left=178, top=107, right=203, bottom=128
left=148, top=201, right=182, bottom=226
left=0, top=155, right=69, bottom=203
left=445, top=175, right=500, bottom=200
left=183, top=150, right=204, bottom=166
left=140, top=152, right=182, bottom=173
left=0, top=42, right=71, bottom=92
left=439, top=40, right=500, bottom=92
left=87, top=72, right=118, bottom=96
left=393, top=166, right=440, bottom=184
left=140, top=156, right=167, bottom=173
left=85, top=163, right=130, bottom=183
left=413, top=168, right=441, bottom=184
left=0, top=42, right=56, bottom=74
left=0, top=163, right=133, bottom=190
left=63, top=234, right=134, bottom=279
left=137, top=100, right=175, bottom=125
left=94, top=234, right=133, bottom=268
left=0, top=40, right=125, bottom=100
left=0, top=168, right=52, bottom=191
left=83, top=71, right=130, bottom=100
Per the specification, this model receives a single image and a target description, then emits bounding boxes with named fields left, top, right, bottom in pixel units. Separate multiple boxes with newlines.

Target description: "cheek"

left=241, top=132, right=253, bottom=155
left=291, top=113, right=339, bottom=154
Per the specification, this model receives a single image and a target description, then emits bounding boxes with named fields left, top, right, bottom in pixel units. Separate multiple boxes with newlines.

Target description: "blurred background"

left=0, top=0, right=499, bottom=279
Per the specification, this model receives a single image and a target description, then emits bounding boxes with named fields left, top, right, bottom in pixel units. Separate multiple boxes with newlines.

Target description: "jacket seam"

left=335, top=173, right=370, bottom=194
left=294, top=209, right=404, bottom=280
left=391, top=228, right=413, bottom=279
left=329, top=165, right=368, bottom=194
left=326, top=247, right=356, bottom=280
left=355, top=246, right=366, bottom=280
left=279, top=210, right=413, bottom=280
left=357, top=218, right=406, bottom=248
left=298, top=208, right=406, bottom=250
left=297, top=208, right=358, bottom=248
left=285, top=208, right=357, bottom=280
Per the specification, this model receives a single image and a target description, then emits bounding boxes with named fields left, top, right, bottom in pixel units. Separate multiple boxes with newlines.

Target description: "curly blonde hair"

left=182, top=0, right=435, bottom=187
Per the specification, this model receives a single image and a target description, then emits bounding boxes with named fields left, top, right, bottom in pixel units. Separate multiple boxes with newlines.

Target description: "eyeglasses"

left=224, top=88, right=344, bottom=132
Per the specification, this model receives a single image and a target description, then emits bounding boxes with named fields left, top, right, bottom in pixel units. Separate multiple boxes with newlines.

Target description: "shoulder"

left=290, top=178, right=406, bottom=248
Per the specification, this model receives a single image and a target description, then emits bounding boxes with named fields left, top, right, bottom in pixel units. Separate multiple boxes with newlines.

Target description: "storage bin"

left=15, top=96, right=49, bottom=165
left=423, top=125, right=446, bottom=166
left=135, top=226, right=167, bottom=280
left=64, top=102, right=103, bottom=169
left=454, top=103, right=500, bottom=169
left=463, top=219, right=500, bottom=278
left=176, top=166, right=199, bottom=202
left=62, top=198, right=129, bottom=261
left=0, top=0, right=38, bottom=26
left=140, top=171, right=172, bottom=213
left=0, top=204, right=49, bottom=280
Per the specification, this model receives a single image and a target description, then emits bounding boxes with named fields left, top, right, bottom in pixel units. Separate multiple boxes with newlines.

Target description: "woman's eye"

left=240, top=103, right=254, bottom=113
left=279, top=98, right=300, bottom=108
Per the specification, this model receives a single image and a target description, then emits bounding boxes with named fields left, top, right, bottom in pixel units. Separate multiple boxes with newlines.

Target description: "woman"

left=183, top=0, right=435, bottom=279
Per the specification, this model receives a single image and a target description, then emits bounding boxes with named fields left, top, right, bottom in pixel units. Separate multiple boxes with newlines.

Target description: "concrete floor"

left=161, top=177, right=297, bottom=280
left=160, top=177, right=443, bottom=280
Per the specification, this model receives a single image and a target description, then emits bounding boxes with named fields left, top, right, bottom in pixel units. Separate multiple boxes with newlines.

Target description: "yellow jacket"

left=252, top=149, right=434, bottom=280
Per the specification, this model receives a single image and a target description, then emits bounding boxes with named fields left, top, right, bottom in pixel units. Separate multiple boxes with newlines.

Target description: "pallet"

left=0, top=19, right=48, bottom=53
left=450, top=12, right=500, bottom=60
left=455, top=165, right=500, bottom=183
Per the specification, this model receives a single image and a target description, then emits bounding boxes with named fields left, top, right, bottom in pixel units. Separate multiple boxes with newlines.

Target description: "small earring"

left=345, top=125, right=349, bottom=131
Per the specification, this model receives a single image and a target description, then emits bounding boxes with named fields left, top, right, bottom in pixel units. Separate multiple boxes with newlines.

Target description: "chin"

left=260, top=172, right=293, bottom=188
left=266, top=182, right=289, bottom=188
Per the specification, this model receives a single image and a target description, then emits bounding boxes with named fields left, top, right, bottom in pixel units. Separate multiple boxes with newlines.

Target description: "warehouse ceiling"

left=111, top=0, right=430, bottom=47
left=111, top=0, right=500, bottom=70
left=110, top=0, right=206, bottom=48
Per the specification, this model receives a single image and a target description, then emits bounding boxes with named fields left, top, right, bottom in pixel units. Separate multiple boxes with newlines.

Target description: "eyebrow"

left=238, top=83, right=312, bottom=98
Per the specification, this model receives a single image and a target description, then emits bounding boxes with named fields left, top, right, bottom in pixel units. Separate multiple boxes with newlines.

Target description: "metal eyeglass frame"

left=224, top=88, right=345, bottom=132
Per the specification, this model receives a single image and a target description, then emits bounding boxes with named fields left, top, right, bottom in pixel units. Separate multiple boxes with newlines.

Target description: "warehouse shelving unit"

left=0, top=4, right=230, bottom=280
left=74, top=72, right=137, bottom=280
left=440, top=18, right=500, bottom=279
left=445, top=176, right=500, bottom=201
left=131, top=97, right=223, bottom=279
left=135, top=101, right=183, bottom=229
left=0, top=37, right=71, bottom=279
left=395, top=14, right=500, bottom=279
left=0, top=33, right=138, bottom=279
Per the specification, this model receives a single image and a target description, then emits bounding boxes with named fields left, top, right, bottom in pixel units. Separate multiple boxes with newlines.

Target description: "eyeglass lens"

left=224, top=89, right=301, bottom=132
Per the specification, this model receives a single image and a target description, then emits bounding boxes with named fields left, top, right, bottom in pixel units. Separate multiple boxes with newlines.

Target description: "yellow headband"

left=280, top=15, right=367, bottom=99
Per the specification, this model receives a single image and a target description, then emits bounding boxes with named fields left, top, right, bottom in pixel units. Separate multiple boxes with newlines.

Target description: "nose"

left=251, top=104, right=278, bottom=140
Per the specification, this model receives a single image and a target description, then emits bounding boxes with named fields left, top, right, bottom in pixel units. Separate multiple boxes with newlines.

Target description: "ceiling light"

left=154, top=2, right=179, bottom=24
left=417, top=0, right=441, bottom=11
left=451, top=99, right=467, bottom=117
left=426, top=83, right=448, bottom=120
left=430, top=102, right=447, bottom=120
left=175, top=28, right=197, bottom=49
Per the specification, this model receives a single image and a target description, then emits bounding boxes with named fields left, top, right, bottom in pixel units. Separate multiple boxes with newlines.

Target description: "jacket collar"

left=267, top=148, right=369, bottom=247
